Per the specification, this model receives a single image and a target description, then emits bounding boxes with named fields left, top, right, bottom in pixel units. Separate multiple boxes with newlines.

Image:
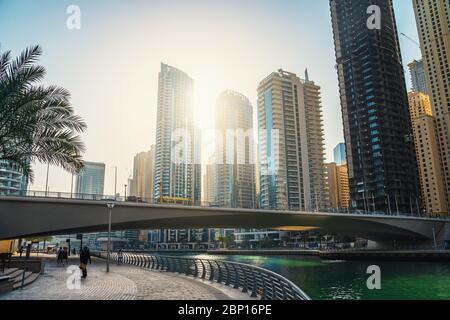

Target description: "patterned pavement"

left=0, top=256, right=250, bottom=300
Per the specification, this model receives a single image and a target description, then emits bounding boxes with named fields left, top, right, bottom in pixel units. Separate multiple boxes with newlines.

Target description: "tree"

left=241, top=238, right=251, bottom=249
left=261, top=236, right=275, bottom=249
left=24, top=236, right=53, bottom=243
left=218, top=235, right=235, bottom=249
left=0, top=45, right=86, bottom=181
left=218, top=236, right=226, bottom=249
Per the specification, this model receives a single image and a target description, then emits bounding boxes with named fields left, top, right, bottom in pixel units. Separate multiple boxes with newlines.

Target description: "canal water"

left=183, top=254, right=450, bottom=300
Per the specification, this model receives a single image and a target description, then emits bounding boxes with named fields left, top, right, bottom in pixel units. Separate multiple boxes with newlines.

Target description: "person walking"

left=117, top=249, right=123, bottom=265
left=79, top=246, right=91, bottom=278
left=63, top=247, right=69, bottom=266
left=56, top=247, right=64, bottom=266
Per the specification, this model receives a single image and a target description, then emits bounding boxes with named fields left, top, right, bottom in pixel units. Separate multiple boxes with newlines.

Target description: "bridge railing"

left=93, top=252, right=311, bottom=301
left=320, top=241, right=450, bottom=252
left=3, top=189, right=448, bottom=220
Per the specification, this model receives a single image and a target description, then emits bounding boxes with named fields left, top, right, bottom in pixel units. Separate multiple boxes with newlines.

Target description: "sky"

left=0, top=0, right=422, bottom=196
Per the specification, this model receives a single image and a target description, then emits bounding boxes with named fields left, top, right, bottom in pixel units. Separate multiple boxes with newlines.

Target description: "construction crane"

left=399, top=33, right=422, bottom=82
left=401, top=32, right=420, bottom=48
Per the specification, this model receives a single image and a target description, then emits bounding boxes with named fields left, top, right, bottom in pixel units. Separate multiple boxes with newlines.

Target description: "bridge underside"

left=0, top=197, right=448, bottom=243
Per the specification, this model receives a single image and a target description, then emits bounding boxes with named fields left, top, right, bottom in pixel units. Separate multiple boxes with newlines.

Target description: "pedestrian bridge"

left=0, top=196, right=449, bottom=244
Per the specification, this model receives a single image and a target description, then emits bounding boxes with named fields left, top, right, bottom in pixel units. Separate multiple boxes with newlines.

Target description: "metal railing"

left=321, top=242, right=449, bottom=253
left=3, top=189, right=449, bottom=220
left=93, top=252, right=311, bottom=300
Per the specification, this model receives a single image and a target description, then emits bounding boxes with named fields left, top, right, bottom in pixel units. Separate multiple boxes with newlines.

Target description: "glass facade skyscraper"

left=330, top=0, right=421, bottom=213
left=153, top=63, right=201, bottom=205
left=75, top=161, right=105, bottom=196
left=215, top=90, right=256, bottom=209
left=333, top=143, right=347, bottom=166
left=408, top=59, right=429, bottom=95
left=0, top=160, right=28, bottom=196
left=153, top=63, right=203, bottom=245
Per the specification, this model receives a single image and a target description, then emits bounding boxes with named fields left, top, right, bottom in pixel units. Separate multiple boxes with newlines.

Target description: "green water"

left=185, top=254, right=450, bottom=300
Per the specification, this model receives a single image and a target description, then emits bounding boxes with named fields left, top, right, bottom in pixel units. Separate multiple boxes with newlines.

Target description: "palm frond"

left=0, top=50, right=11, bottom=81
left=8, top=45, right=42, bottom=77
left=0, top=45, right=87, bottom=181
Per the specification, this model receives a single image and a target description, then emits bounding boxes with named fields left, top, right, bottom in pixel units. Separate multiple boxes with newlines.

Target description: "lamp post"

left=114, top=167, right=117, bottom=201
left=45, top=164, right=50, bottom=197
left=106, top=202, right=115, bottom=273
left=110, top=166, right=118, bottom=200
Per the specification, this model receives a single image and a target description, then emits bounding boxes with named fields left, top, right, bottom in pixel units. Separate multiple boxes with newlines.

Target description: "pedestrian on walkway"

left=57, top=247, right=64, bottom=266
left=63, top=247, right=69, bottom=266
left=79, top=246, right=91, bottom=278
left=117, top=249, right=123, bottom=265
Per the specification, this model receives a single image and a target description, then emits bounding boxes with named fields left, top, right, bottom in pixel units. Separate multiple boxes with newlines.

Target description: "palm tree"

left=0, top=45, right=86, bottom=182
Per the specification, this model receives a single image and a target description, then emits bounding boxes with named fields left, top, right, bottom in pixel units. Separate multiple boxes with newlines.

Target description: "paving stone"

left=0, top=256, right=249, bottom=300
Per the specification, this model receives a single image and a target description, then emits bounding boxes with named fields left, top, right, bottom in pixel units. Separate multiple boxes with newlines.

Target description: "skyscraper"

left=408, top=92, right=448, bottom=216
left=130, top=146, right=155, bottom=201
left=408, top=59, right=429, bottom=95
left=0, top=161, right=28, bottom=196
left=75, top=161, right=105, bottom=196
left=152, top=63, right=202, bottom=245
left=203, top=154, right=217, bottom=206
left=215, top=90, right=256, bottom=209
left=333, top=143, right=347, bottom=166
left=258, top=69, right=328, bottom=211
left=330, top=0, right=420, bottom=213
left=327, top=162, right=350, bottom=210
left=153, top=63, right=201, bottom=205
left=413, top=0, right=450, bottom=213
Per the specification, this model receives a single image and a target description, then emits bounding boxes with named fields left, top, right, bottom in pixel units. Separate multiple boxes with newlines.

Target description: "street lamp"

left=106, top=202, right=115, bottom=273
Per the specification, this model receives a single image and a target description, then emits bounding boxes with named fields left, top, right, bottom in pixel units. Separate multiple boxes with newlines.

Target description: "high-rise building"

left=215, top=90, right=256, bottom=209
left=121, top=230, right=140, bottom=246
left=327, top=162, right=350, bottom=210
left=76, top=162, right=106, bottom=246
left=408, top=92, right=448, bottom=216
left=130, top=146, right=155, bottom=201
left=330, top=0, right=421, bottom=213
left=0, top=161, right=28, bottom=196
left=153, top=63, right=203, bottom=245
left=153, top=63, right=201, bottom=205
left=75, top=161, right=105, bottom=196
left=408, top=59, right=429, bottom=95
left=203, top=154, right=217, bottom=206
left=413, top=0, right=450, bottom=212
left=254, top=142, right=261, bottom=209
left=258, top=69, right=328, bottom=211
left=333, top=143, right=347, bottom=166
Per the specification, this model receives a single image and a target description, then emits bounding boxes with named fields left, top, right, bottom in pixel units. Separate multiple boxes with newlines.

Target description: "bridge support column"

left=437, top=223, right=450, bottom=242
left=367, top=241, right=394, bottom=250
left=367, top=239, right=437, bottom=250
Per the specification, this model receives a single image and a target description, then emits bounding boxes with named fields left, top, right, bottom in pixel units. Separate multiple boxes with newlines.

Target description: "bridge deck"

left=1, top=196, right=449, bottom=242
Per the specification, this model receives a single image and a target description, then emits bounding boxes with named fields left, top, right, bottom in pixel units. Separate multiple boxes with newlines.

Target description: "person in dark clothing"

left=63, top=247, right=69, bottom=266
left=79, top=246, right=91, bottom=278
left=117, top=249, right=123, bottom=265
left=57, top=247, right=64, bottom=266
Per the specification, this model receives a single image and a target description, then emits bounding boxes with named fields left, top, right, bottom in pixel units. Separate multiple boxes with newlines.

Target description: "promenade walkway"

left=0, top=256, right=251, bottom=300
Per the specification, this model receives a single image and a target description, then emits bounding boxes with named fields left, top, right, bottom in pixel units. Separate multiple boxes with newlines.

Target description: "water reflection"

left=177, top=253, right=450, bottom=300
